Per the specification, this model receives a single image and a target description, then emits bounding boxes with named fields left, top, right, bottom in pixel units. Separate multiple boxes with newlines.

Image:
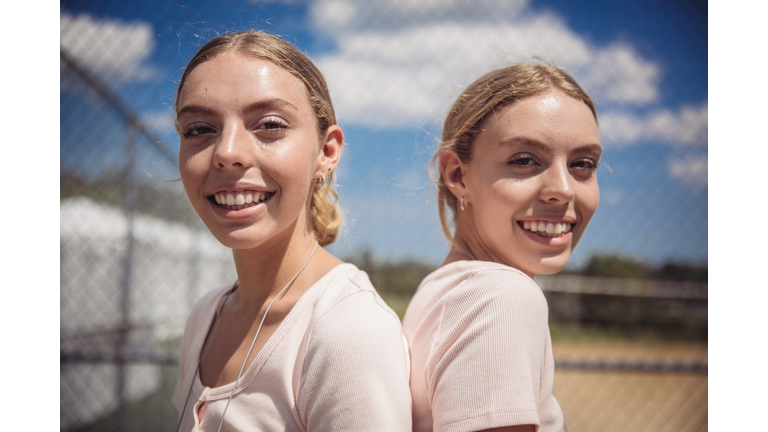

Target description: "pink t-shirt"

left=402, top=260, right=564, bottom=432
left=172, top=263, right=412, bottom=431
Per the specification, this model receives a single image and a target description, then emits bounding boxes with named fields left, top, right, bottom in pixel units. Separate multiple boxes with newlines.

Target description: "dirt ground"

left=552, top=340, right=708, bottom=432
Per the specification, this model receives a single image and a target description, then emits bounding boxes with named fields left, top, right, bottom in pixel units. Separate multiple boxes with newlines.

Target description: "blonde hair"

left=175, top=31, right=341, bottom=246
left=434, top=64, right=598, bottom=244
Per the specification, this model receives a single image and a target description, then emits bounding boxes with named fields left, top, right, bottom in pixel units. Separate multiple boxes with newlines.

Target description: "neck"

left=231, top=228, right=318, bottom=307
left=449, top=221, right=537, bottom=280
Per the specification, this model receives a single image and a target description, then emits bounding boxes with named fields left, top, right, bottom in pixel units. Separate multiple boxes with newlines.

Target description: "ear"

left=315, top=125, right=344, bottom=179
left=440, top=149, right=470, bottom=203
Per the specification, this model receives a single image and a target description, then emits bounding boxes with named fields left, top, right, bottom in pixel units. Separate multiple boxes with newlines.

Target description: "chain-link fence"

left=60, top=1, right=707, bottom=431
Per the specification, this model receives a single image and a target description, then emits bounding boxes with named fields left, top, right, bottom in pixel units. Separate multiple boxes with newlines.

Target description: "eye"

left=508, top=153, right=539, bottom=167
left=255, top=116, right=289, bottom=134
left=570, top=158, right=599, bottom=171
left=182, top=123, right=216, bottom=138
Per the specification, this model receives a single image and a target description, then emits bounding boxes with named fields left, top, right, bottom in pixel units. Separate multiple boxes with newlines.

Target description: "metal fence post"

left=117, top=125, right=137, bottom=432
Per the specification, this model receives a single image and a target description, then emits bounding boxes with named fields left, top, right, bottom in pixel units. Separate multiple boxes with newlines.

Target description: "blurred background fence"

left=60, top=1, right=707, bottom=431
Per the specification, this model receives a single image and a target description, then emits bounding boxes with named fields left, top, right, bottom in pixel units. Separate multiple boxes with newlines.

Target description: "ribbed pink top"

left=403, top=260, right=564, bottom=432
left=173, top=264, right=412, bottom=431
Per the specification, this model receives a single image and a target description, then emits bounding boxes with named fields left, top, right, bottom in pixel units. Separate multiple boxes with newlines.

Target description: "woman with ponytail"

left=171, top=31, right=411, bottom=431
left=404, top=64, right=602, bottom=432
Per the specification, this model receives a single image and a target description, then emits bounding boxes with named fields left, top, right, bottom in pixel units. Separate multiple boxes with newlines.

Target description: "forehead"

left=178, top=53, right=310, bottom=111
left=479, top=89, right=600, bottom=148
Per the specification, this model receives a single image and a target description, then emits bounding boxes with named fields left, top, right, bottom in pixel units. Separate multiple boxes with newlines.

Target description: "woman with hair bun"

left=171, top=31, right=411, bottom=431
left=403, top=64, right=602, bottom=432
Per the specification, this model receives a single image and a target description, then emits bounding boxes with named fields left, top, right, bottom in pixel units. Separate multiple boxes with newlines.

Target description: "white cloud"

left=599, top=102, right=708, bottom=147
left=311, top=1, right=660, bottom=128
left=585, top=44, right=660, bottom=103
left=313, top=0, right=359, bottom=27
left=60, top=12, right=158, bottom=82
left=311, top=0, right=530, bottom=31
left=668, top=155, right=707, bottom=187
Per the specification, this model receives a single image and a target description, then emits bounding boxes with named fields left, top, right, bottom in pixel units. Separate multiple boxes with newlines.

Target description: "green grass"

left=379, top=293, right=412, bottom=320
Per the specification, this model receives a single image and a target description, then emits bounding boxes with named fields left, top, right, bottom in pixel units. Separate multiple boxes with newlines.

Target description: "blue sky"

left=60, top=0, right=708, bottom=267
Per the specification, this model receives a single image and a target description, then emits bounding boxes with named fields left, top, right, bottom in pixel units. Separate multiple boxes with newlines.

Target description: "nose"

left=213, top=123, right=253, bottom=169
left=539, top=162, right=575, bottom=203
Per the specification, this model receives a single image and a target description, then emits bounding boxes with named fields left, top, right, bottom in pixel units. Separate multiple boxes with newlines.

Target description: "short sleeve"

left=428, top=270, right=550, bottom=432
left=298, top=291, right=412, bottom=431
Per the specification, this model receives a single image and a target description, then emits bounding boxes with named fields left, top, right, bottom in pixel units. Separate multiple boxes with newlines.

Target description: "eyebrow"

left=499, top=137, right=602, bottom=156
left=177, top=98, right=300, bottom=118
left=176, top=104, right=216, bottom=118
left=242, top=98, right=300, bottom=115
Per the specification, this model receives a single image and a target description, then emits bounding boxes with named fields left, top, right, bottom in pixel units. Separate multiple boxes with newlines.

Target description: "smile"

left=210, top=191, right=273, bottom=210
left=519, top=221, right=573, bottom=238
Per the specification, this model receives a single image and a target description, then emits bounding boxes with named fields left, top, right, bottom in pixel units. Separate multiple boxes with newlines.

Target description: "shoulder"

left=418, top=260, right=547, bottom=316
left=309, top=264, right=403, bottom=342
left=454, top=262, right=547, bottom=310
left=411, top=263, right=556, bottom=430
left=403, top=261, right=550, bottom=366
left=298, top=265, right=412, bottom=430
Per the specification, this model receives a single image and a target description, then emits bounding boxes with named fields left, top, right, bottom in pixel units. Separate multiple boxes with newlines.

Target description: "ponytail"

left=309, top=176, right=341, bottom=246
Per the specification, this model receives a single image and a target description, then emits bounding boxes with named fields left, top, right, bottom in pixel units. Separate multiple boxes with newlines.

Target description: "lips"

left=209, top=190, right=273, bottom=210
left=519, top=220, right=573, bottom=238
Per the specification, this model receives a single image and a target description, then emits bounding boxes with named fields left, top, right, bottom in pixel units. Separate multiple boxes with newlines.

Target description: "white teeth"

left=213, top=191, right=270, bottom=209
left=521, top=221, right=572, bottom=237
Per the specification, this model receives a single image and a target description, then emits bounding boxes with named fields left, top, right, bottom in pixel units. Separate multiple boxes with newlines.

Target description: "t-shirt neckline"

left=191, top=263, right=355, bottom=399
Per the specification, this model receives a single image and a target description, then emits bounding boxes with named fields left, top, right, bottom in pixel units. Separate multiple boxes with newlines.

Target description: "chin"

left=207, top=227, right=270, bottom=251
left=524, top=254, right=572, bottom=276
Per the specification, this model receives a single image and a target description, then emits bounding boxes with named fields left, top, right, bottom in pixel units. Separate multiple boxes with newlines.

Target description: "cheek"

left=273, top=151, right=309, bottom=182
left=486, top=178, right=533, bottom=212
left=265, top=147, right=318, bottom=204
left=282, top=141, right=320, bottom=178
left=178, top=149, right=208, bottom=191
left=475, top=182, right=521, bottom=234
left=579, top=181, right=600, bottom=220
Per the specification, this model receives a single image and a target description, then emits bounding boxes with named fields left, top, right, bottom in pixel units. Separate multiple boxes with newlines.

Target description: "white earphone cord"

left=216, top=241, right=317, bottom=431
left=175, top=241, right=319, bottom=432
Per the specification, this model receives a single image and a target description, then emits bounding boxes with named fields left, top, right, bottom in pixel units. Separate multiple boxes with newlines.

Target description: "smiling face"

left=448, top=89, right=601, bottom=277
left=177, top=53, right=332, bottom=250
